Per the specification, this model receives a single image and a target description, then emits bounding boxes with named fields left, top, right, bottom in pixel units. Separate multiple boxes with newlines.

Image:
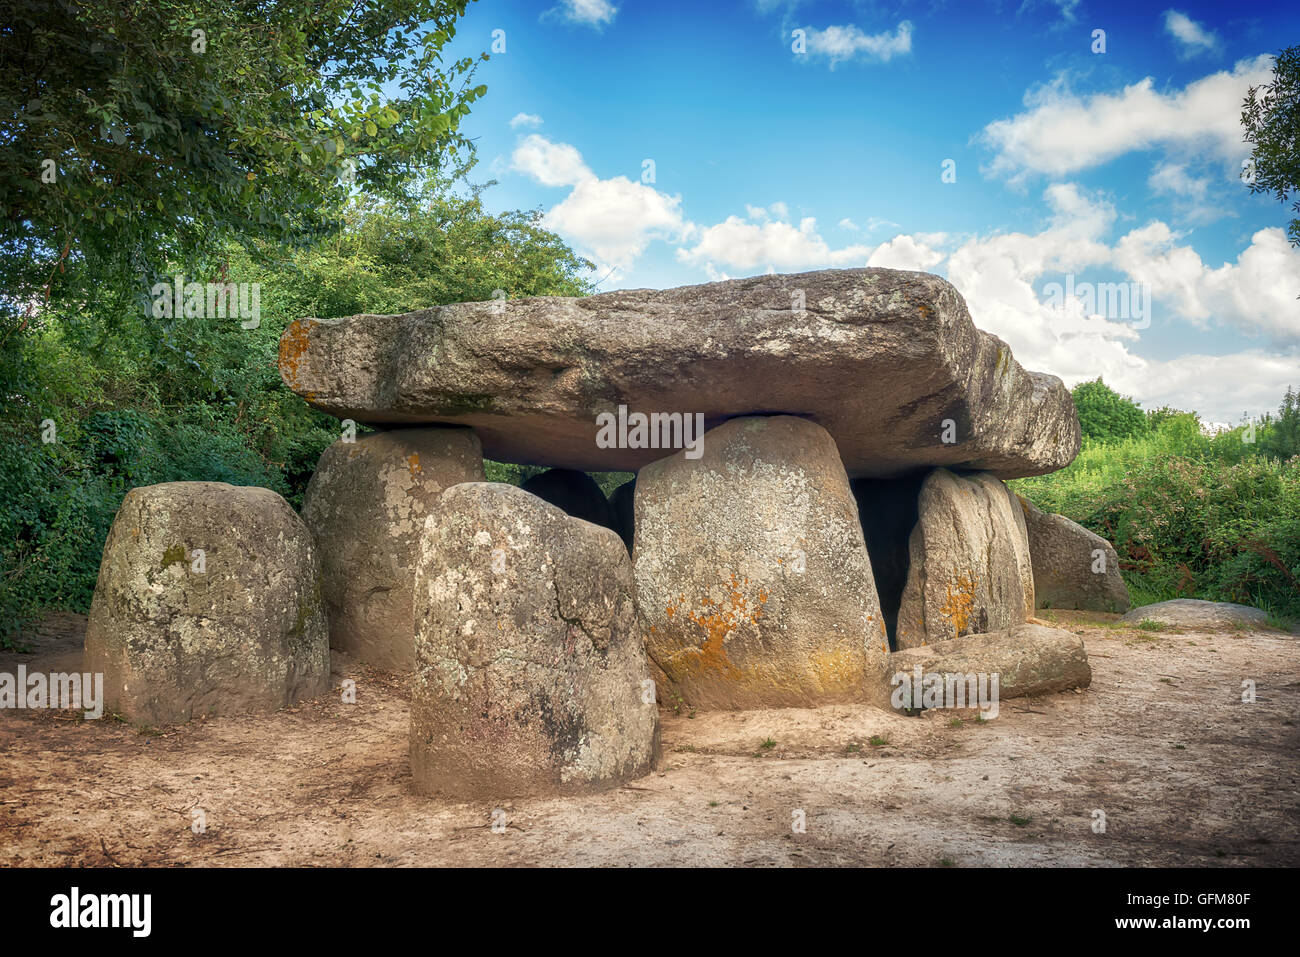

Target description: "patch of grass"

left=948, top=717, right=964, bottom=728
left=868, top=734, right=889, bottom=747
left=1009, top=814, right=1032, bottom=827
left=708, top=800, right=718, bottom=808
left=1136, top=619, right=1168, bottom=632
left=758, top=737, right=776, bottom=750
left=938, top=857, right=955, bottom=867
left=844, top=742, right=861, bottom=753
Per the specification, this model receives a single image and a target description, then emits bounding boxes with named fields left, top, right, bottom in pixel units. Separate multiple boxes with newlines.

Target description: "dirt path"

left=2, top=610, right=1296, bottom=867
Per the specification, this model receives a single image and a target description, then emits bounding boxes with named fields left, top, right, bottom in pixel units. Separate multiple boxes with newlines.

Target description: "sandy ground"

left=1, top=609, right=1296, bottom=867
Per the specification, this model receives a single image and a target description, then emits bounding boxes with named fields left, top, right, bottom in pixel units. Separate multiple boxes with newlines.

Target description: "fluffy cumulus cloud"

left=1163, top=9, right=1220, bottom=58
left=980, top=56, right=1274, bottom=181
left=544, top=177, right=686, bottom=271
left=509, top=112, right=543, bottom=129
left=934, top=185, right=1300, bottom=421
left=676, top=204, right=872, bottom=272
left=511, top=134, right=592, bottom=187
left=797, top=21, right=913, bottom=66
left=1114, top=223, right=1300, bottom=342
left=510, top=134, right=684, bottom=272
left=546, top=0, right=618, bottom=29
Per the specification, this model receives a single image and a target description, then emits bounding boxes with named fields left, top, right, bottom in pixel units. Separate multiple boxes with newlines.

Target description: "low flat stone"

left=278, top=268, right=1080, bottom=479
left=888, top=623, right=1091, bottom=706
left=1119, top=599, right=1271, bottom=630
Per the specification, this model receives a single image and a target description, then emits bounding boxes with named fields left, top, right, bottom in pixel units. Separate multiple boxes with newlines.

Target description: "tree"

left=1072, top=378, right=1149, bottom=443
left=1242, top=45, right=1300, bottom=246
left=0, top=0, right=486, bottom=317
left=1260, top=386, right=1300, bottom=461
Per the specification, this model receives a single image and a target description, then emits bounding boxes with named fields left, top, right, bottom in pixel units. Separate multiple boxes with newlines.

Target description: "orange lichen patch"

left=664, top=575, right=767, bottom=681
left=939, top=573, right=976, bottom=640
left=407, top=453, right=422, bottom=476
left=278, top=319, right=315, bottom=389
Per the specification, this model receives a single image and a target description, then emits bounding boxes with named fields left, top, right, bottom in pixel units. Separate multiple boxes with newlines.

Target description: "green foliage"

left=1014, top=398, right=1300, bottom=622
left=0, top=182, right=596, bottom=645
left=1259, top=386, right=1300, bottom=461
left=1242, top=45, right=1300, bottom=246
left=1, top=0, right=486, bottom=311
left=1071, top=378, right=1149, bottom=443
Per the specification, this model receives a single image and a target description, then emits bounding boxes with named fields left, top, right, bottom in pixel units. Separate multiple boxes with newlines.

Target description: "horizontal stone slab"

left=279, top=268, right=1080, bottom=479
left=887, top=623, right=1092, bottom=706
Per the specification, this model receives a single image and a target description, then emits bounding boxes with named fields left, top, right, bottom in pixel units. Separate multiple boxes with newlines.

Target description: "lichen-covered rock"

left=278, top=268, right=1080, bottom=479
left=301, top=427, right=484, bottom=670
left=896, top=469, right=1035, bottom=649
left=634, top=415, right=891, bottom=710
left=411, top=482, right=658, bottom=798
left=520, top=467, right=616, bottom=532
left=1019, top=496, right=1130, bottom=613
left=1119, top=599, right=1270, bottom=630
left=887, top=623, right=1091, bottom=707
left=83, top=482, right=329, bottom=725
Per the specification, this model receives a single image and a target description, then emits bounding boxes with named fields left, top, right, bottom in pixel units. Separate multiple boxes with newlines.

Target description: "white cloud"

left=866, top=234, right=946, bottom=271
left=547, top=0, right=618, bottom=28
left=510, top=134, right=593, bottom=187
left=1163, top=9, right=1219, bottom=58
left=981, top=56, right=1274, bottom=181
left=799, top=21, right=913, bottom=66
left=677, top=207, right=872, bottom=272
left=838, top=217, right=858, bottom=231
left=509, top=135, right=684, bottom=272
left=544, top=177, right=686, bottom=271
left=509, top=112, right=543, bottom=129
left=1114, top=223, right=1300, bottom=342
left=1148, top=161, right=1208, bottom=201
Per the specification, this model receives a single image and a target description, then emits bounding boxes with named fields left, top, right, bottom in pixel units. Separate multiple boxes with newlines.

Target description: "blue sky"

left=439, top=0, right=1299, bottom=423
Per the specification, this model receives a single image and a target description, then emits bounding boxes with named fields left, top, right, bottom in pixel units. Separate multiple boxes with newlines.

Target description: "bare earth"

left=2, top=609, right=1296, bottom=867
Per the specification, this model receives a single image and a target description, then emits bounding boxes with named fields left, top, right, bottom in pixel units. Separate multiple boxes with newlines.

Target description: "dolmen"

left=84, top=267, right=1120, bottom=798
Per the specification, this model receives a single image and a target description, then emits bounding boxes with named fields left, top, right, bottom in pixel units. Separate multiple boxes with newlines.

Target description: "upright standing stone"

left=1019, top=496, right=1130, bottom=612
left=411, top=482, right=659, bottom=798
left=634, top=415, right=891, bottom=710
left=84, top=482, right=329, bottom=725
left=301, top=427, right=484, bottom=670
left=896, top=469, right=1034, bottom=649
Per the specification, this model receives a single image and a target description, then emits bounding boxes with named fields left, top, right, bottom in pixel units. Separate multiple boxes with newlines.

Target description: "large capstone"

left=896, top=469, right=1035, bottom=649
left=634, top=415, right=891, bottom=710
left=83, top=482, right=329, bottom=725
left=411, top=482, right=659, bottom=798
left=279, top=268, right=1080, bottom=479
left=1018, top=495, right=1130, bottom=613
left=301, top=426, right=484, bottom=670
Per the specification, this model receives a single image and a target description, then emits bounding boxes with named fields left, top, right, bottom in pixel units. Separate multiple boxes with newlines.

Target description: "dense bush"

left=1014, top=402, right=1300, bottom=623
left=1072, top=378, right=1149, bottom=443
